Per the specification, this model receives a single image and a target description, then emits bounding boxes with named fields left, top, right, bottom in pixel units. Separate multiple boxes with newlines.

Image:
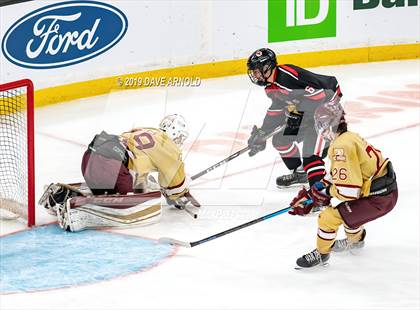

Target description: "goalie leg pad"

left=60, top=192, right=162, bottom=232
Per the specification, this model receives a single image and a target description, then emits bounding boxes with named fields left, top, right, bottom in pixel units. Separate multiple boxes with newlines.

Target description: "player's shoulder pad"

left=278, top=64, right=300, bottom=79
left=265, top=83, right=289, bottom=99
left=277, top=64, right=304, bottom=89
left=330, top=132, right=359, bottom=155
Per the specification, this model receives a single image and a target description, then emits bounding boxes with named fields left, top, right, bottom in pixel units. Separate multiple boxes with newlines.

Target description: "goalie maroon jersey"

left=261, top=64, right=342, bottom=132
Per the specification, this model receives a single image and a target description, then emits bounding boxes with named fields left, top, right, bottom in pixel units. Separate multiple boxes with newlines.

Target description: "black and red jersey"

left=261, top=64, right=342, bottom=132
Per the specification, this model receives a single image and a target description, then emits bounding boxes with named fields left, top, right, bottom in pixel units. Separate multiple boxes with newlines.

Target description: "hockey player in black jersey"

left=247, top=48, right=343, bottom=187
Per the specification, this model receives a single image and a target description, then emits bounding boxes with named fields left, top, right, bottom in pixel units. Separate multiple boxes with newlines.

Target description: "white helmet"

left=159, top=114, right=189, bottom=146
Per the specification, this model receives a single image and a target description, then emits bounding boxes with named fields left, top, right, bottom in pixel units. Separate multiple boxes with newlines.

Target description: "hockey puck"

left=194, top=214, right=198, bottom=219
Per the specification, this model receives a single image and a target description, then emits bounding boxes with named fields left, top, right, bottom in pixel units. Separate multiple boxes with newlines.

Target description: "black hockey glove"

left=248, top=125, right=266, bottom=157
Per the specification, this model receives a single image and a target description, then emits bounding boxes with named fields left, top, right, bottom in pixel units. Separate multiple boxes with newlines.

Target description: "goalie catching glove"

left=289, top=182, right=331, bottom=216
left=39, top=183, right=82, bottom=215
left=247, top=125, right=267, bottom=157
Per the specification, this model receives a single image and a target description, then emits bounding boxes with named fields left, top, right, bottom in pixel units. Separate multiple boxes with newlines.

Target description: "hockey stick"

left=181, top=206, right=198, bottom=219
left=159, top=205, right=291, bottom=248
left=191, top=124, right=285, bottom=181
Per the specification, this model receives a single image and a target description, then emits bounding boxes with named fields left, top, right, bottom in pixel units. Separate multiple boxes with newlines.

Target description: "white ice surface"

left=1, top=60, right=419, bottom=309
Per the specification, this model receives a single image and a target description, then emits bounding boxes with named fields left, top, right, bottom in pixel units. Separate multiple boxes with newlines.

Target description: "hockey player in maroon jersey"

left=289, top=104, right=398, bottom=268
left=247, top=48, right=343, bottom=187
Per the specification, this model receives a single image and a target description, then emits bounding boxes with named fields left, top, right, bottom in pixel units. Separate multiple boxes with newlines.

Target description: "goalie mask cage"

left=0, top=79, right=35, bottom=227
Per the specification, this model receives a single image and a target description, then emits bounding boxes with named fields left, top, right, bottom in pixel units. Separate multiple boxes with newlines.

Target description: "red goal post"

left=0, top=79, right=35, bottom=227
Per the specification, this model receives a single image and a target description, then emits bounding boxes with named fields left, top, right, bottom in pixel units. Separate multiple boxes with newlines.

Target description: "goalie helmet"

left=314, top=103, right=346, bottom=140
left=159, top=114, right=189, bottom=146
left=247, top=48, right=277, bottom=86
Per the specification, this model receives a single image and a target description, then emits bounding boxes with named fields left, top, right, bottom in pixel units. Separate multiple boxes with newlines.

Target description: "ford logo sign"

left=1, top=1, right=128, bottom=69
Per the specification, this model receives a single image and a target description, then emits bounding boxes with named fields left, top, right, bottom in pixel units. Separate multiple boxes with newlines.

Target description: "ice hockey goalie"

left=39, top=114, right=200, bottom=232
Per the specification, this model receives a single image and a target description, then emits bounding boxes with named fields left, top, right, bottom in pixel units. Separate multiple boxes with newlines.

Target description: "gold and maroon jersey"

left=121, top=127, right=187, bottom=199
left=326, top=131, right=389, bottom=201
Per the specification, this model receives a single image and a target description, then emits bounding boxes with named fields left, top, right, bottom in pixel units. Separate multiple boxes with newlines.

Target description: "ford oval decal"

left=1, top=1, right=128, bottom=69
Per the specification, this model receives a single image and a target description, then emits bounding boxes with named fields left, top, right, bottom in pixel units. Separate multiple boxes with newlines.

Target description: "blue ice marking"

left=0, top=225, right=174, bottom=294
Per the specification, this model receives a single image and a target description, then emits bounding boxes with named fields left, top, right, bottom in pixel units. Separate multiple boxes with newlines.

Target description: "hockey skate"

left=331, top=229, right=366, bottom=253
left=295, top=249, right=330, bottom=269
left=276, top=168, right=308, bottom=188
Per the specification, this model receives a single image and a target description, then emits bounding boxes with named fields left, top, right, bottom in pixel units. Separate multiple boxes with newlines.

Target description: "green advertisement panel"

left=268, top=0, right=337, bottom=42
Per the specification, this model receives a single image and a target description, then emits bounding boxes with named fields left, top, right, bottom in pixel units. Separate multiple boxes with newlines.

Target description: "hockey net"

left=0, top=79, right=35, bottom=226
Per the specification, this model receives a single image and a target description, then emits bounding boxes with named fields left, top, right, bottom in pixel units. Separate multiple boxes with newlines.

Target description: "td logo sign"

left=268, top=0, right=336, bottom=43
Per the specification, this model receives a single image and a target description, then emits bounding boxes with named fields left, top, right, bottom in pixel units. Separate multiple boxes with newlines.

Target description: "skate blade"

left=349, top=248, right=364, bottom=256
left=294, top=262, right=329, bottom=270
left=277, top=183, right=308, bottom=189
left=332, top=244, right=365, bottom=254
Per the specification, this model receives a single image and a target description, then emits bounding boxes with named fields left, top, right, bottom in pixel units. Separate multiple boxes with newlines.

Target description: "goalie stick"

left=159, top=205, right=291, bottom=248
left=180, top=205, right=198, bottom=219
left=191, top=124, right=285, bottom=180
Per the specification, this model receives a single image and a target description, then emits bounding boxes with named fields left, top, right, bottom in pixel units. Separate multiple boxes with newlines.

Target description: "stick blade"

left=158, top=237, right=192, bottom=248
